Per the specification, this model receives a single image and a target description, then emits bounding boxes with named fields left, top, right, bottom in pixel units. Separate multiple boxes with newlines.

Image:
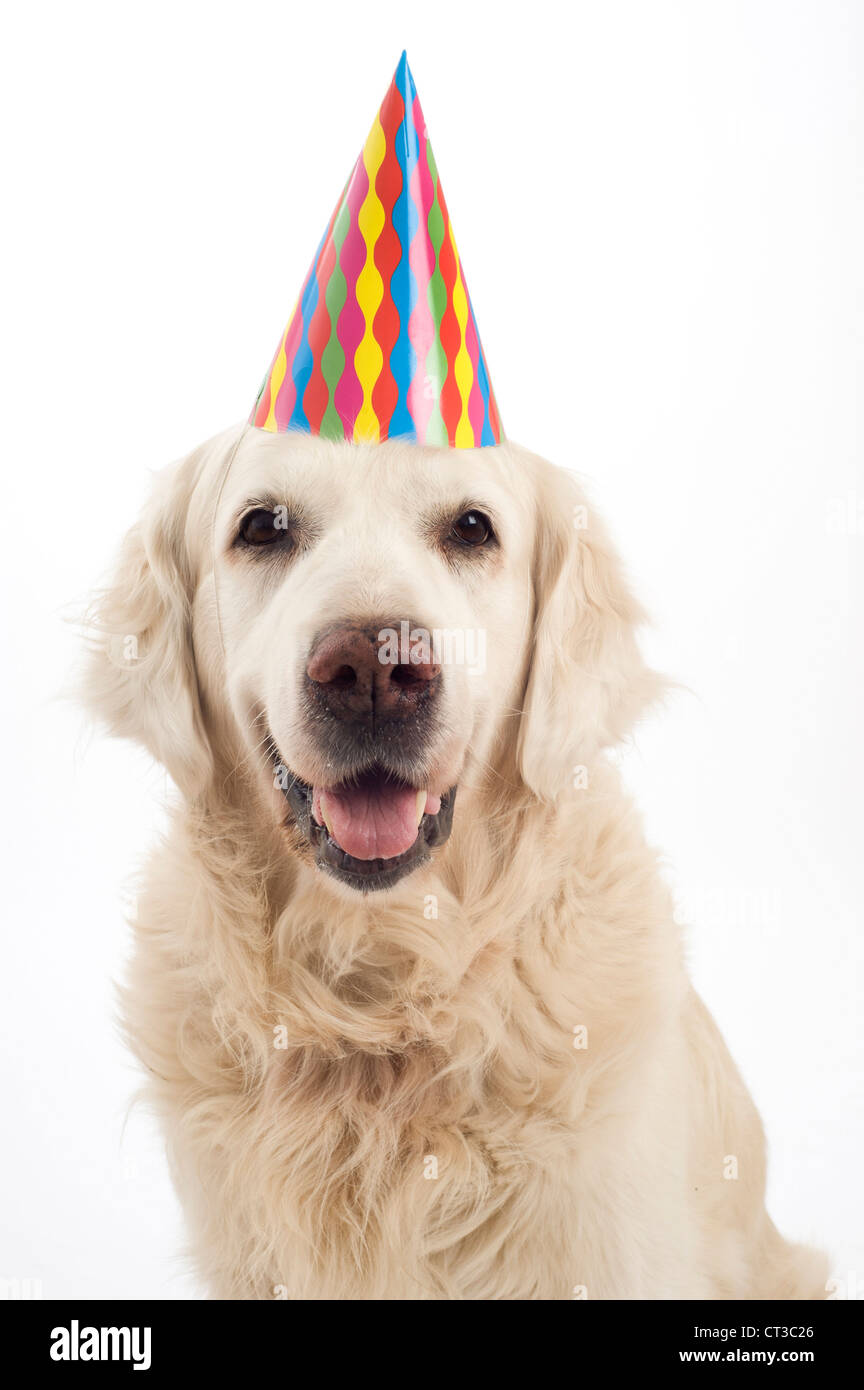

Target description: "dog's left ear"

left=517, top=456, right=662, bottom=800
left=82, top=438, right=216, bottom=799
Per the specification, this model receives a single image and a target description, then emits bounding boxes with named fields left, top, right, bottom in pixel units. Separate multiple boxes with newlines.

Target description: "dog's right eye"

left=237, top=509, right=287, bottom=547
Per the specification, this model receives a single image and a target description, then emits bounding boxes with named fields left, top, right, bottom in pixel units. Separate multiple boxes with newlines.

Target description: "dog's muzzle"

left=268, top=618, right=456, bottom=891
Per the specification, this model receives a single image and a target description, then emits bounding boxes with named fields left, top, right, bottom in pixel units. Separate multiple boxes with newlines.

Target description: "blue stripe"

left=387, top=53, right=419, bottom=439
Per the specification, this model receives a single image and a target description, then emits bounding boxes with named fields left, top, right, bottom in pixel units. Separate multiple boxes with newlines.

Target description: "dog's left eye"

left=237, top=509, right=286, bottom=547
left=449, top=510, right=494, bottom=547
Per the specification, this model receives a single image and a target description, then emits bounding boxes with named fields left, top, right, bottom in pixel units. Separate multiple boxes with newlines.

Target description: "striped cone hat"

left=250, top=52, right=502, bottom=448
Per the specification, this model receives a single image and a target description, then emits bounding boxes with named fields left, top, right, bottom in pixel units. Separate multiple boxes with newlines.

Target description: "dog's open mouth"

left=267, top=740, right=456, bottom=892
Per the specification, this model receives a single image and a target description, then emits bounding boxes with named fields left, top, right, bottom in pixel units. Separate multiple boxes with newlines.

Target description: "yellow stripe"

left=353, top=116, right=387, bottom=442
left=263, top=300, right=297, bottom=433
left=448, top=226, right=475, bottom=447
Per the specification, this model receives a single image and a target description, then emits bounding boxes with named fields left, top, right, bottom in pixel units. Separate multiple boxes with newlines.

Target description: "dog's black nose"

left=306, top=623, right=440, bottom=722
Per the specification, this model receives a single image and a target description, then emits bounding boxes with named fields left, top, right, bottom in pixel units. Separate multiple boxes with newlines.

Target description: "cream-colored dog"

left=85, top=423, right=825, bottom=1299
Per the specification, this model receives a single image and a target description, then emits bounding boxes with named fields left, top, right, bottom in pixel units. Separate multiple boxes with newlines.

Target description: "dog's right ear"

left=516, top=454, right=662, bottom=801
left=82, top=443, right=213, bottom=798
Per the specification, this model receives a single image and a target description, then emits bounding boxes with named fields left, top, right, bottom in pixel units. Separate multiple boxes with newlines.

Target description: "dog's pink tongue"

left=313, top=783, right=422, bottom=861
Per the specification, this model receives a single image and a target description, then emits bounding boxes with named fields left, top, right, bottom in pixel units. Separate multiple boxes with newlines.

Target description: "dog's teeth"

left=415, top=789, right=427, bottom=825
left=319, top=792, right=335, bottom=839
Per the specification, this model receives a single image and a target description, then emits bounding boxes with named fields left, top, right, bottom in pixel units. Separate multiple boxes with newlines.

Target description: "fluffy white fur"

left=84, top=425, right=826, bottom=1299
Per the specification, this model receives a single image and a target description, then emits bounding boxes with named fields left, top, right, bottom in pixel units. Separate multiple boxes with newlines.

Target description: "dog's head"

left=85, top=425, right=657, bottom=894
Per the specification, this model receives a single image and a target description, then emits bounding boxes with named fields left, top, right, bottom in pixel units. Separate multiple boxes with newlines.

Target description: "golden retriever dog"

left=84, top=423, right=826, bottom=1299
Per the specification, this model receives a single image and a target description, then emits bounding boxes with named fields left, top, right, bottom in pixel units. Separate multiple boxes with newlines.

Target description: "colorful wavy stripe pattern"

left=251, top=53, right=502, bottom=448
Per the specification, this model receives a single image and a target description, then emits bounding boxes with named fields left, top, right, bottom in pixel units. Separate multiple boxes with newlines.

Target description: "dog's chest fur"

left=128, top=793, right=692, bottom=1299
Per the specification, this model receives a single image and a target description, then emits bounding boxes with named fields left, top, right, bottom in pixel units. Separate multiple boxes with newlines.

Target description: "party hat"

left=250, top=52, right=502, bottom=448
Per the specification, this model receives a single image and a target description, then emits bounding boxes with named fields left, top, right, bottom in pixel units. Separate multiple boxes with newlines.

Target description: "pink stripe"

left=463, top=283, right=484, bottom=444
left=406, top=93, right=436, bottom=443
left=333, top=158, right=369, bottom=434
left=272, top=302, right=305, bottom=429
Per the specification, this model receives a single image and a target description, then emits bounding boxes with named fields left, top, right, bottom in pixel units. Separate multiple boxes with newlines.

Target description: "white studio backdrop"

left=1, top=0, right=861, bottom=1298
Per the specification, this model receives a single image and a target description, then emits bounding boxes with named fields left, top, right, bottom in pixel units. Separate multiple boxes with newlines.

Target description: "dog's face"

left=86, top=425, right=656, bottom=896
left=207, top=430, right=534, bottom=891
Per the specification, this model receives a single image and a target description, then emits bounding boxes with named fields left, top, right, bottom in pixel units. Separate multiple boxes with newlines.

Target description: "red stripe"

left=435, top=182, right=460, bottom=447
left=303, top=200, right=342, bottom=433
left=371, top=81, right=404, bottom=438
left=252, top=370, right=273, bottom=428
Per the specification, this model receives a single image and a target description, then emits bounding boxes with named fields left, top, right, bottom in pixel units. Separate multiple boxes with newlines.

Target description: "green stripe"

left=423, top=141, right=448, bottom=446
left=319, top=193, right=351, bottom=440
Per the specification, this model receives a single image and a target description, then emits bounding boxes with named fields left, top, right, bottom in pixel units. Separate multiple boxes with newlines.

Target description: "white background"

left=1, top=0, right=861, bottom=1299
